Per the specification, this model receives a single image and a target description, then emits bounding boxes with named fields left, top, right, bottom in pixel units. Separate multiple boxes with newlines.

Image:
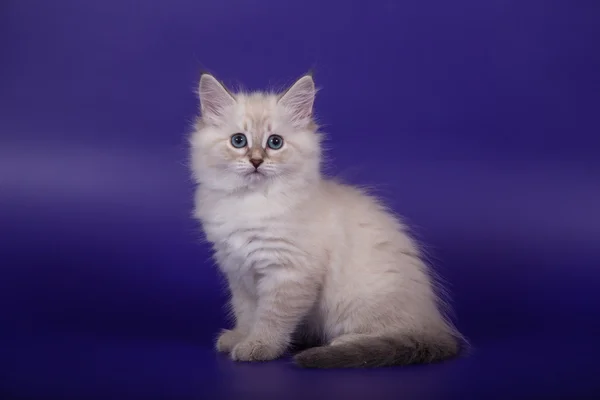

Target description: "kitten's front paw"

left=216, top=329, right=245, bottom=353
left=230, top=339, right=285, bottom=362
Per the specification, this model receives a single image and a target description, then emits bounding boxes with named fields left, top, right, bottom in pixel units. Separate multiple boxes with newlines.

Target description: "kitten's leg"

left=230, top=269, right=318, bottom=362
left=216, top=280, right=256, bottom=353
left=329, top=333, right=373, bottom=347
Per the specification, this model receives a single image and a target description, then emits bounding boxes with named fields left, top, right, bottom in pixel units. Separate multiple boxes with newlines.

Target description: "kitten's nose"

left=250, top=158, right=263, bottom=169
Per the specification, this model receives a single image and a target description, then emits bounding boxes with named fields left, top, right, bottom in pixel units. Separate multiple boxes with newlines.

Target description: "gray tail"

left=294, top=334, right=461, bottom=369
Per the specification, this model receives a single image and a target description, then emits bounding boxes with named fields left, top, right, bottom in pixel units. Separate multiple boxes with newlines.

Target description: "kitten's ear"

left=198, top=73, right=236, bottom=122
left=278, top=74, right=316, bottom=124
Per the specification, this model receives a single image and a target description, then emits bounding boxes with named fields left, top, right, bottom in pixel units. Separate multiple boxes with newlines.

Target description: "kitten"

left=190, top=72, right=463, bottom=368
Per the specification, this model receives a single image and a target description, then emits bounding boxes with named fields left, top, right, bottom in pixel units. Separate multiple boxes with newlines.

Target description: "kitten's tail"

left=294, top=332, right=461, bottom=369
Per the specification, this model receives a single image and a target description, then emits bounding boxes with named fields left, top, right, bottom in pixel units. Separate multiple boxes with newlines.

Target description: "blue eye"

left=267, top=135, right=284, bottom=150
left=231, top=133, right=247, bottom=148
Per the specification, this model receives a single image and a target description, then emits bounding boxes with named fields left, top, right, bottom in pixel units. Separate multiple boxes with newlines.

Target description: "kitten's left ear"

left=198, top=73, right=236, bottom=123
left=278, top=74, right=316, bottom=124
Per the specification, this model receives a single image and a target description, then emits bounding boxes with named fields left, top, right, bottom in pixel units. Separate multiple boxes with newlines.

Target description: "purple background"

left=1, top=0, right=599, bottom=398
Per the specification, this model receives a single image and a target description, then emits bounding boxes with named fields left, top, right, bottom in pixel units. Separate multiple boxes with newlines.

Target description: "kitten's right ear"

left=198, top=73, right=236, bottom=123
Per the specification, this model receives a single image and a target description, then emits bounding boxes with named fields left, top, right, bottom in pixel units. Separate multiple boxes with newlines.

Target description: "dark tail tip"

left=294, top=334, right=460, bottom=369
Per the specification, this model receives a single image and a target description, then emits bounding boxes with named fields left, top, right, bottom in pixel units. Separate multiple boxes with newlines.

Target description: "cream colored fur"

left=190, top=73, right=461, bottom=368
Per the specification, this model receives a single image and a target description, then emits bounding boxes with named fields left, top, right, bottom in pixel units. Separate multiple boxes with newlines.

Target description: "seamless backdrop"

left=1, top=0, right=599, bottom=399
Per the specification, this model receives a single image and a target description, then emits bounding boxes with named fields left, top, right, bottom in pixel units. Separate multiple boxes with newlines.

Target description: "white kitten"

left=190, top=73, right=463, bottom=368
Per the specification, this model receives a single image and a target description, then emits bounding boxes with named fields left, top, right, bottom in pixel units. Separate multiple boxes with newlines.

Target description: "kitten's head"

left=190, top=73, right=321, bottom=192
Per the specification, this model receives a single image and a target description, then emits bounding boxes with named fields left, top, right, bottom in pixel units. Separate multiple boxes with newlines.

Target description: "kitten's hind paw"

left=230, top=339, right=285, bottom=362
left=216, top=329, right=245, bottom=353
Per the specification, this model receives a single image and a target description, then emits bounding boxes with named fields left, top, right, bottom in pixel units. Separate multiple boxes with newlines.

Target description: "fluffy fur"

left=190, top=73, right=463, bottom=368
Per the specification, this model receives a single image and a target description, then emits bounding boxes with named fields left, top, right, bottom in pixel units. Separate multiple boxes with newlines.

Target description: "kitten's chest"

left=199, top=193, right=295, bottom=273
left=208, top=220, right=294, bottom=280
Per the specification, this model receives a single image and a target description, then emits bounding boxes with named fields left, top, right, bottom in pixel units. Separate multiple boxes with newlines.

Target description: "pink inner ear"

left=199, top=75, right=236, bottom=119
left=279, top=77, right=315, bottom=122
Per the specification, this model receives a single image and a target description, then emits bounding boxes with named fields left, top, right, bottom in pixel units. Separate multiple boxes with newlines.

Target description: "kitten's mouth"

left=247, top=170, right=265, bottom=178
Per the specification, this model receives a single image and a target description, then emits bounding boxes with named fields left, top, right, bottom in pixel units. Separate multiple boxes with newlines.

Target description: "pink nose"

left=250, top=158, right=263, bottom=169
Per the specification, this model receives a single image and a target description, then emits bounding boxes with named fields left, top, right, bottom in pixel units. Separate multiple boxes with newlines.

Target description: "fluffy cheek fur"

left=262, top=127, right=321, bottom=180
left=190, top=126, right=237, bottom=189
